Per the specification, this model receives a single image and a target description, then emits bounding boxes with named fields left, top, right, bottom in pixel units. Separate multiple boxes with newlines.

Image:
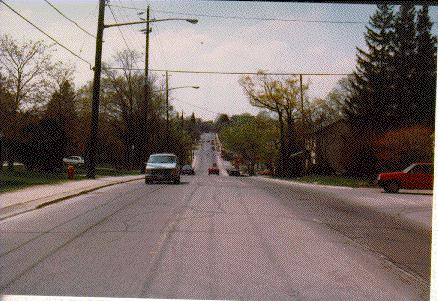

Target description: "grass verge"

left=278, top=175, right=375, bottom=188
left=1, top=165, right=141, bottom=193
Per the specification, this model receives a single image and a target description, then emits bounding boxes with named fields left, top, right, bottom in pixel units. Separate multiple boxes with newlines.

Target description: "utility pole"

left=165, top=70, right=169, bottom=144
left=143, top=5, right=150, bottom=168
left=300, top=74, right=304, bottom=124
left=86, top=0, right=105, bottom=179
left=181, top=110, right=184, bottom=130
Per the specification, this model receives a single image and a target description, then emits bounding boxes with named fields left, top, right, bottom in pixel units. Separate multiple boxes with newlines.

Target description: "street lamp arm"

left=152, top=85, right=200, bottom=93
left=104, top=18, right=198, bottom=29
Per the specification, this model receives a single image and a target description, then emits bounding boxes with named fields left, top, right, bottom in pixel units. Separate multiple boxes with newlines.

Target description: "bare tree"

left=0, top=34, right=57, bottom=112
left=0, top=34, right=58, bottom=170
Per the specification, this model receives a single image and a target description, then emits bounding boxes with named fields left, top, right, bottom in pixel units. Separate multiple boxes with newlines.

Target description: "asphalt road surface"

left=0, top=133, right=431, bottom=300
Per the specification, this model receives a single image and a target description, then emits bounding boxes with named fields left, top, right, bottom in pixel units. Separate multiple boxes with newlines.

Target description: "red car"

left=377, top=162, right=433, bottom=193
left=208, top=163, right=220, bottom=175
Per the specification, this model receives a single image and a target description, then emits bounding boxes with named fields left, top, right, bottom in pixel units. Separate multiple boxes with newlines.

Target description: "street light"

left=137, top=10, right=198, bottom=170
left=86, top=3, right=198, bottom=178
left=151, top=84, right=200, bottom=149
left=151, top=85, right=199, bottom=93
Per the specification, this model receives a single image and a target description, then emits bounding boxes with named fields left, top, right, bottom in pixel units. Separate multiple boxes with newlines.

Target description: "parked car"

left=181, top=164, right=195, bottom=175
left=63, top=156, right=84, bottom=166
left=208, top=163, right=220, bottom=175
left=228, top=168, right=240, bottom=176
left=145, top=153, right=180, bottom=184
left=377, top=162, right=433, bottom=193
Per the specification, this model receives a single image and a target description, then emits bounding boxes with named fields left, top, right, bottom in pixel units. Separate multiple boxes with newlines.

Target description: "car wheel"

left=384, top=181, right=400, bottom=193
left=174, top=177, right=180, bottom=184
left=145, top=179, right=152, bottom=184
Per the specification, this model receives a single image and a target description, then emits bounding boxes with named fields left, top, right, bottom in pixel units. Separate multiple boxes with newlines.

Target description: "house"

left=305, top=119, right=361, bottom=175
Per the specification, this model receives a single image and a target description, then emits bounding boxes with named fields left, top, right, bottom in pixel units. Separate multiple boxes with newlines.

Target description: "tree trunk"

left=285, top=113, right=302, bottom=177
left=277, top=111, right=286, bottom=177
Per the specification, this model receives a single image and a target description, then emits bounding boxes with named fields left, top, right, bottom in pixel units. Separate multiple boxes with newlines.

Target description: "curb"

left=253, top=176, right=432, bottom=234
left=0, top=176, right=144, bottom=221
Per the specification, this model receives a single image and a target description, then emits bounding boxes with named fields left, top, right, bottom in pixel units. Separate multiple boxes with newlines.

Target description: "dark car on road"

left=145, top=153, right=180, bottom=184
left=208, top=163, right=220, bottom=175
left=181, top=165, right=195, bottom=175
left=377, top=162, right=433, bottom=193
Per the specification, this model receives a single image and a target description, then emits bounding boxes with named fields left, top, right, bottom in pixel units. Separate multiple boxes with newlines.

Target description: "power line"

left=1, top=0, right=93, bottom=68
left=105, top=67, right=352, bottom=76
left=43, top=0, right=96, bottom=38
left=108, top=4, right=132, bottom=53
left=113, top=2, right=145, bottom=68
left=151, top=9, right=169, bottom=71
left=173, top=98, right=220, bottom=115
left=107, top=4, right=366, bottom=25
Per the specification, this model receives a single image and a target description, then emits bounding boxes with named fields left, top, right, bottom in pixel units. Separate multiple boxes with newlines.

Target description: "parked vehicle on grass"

left=181, top=165, right=195, bottom=175
left=145, top=153, right=180, bottom=184
left=377, top=162, right=433, bottom=193
left=62, top=156, right=84, bottom=166
left=208, top=163, right=220, bottom=175
left=228, top=168, right=240, bottom=176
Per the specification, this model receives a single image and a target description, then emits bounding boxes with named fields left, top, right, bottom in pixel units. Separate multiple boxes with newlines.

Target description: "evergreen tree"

left=415, top=5, right=437, bottom=127
left=392, top=3, right=418, bottom=127
left=345, top=4, right=396, bottom=132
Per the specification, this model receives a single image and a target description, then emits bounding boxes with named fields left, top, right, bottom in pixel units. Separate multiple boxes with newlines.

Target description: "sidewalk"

left=255, top=176, right=433, bottom=233
left=0, top=174, right=144, bottom=220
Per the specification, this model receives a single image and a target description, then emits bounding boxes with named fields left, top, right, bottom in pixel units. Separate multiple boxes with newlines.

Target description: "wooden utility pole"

left=86, top=0, right=105, bottom=179
left=143, top=5, right=150, bottom=166
left=165, top=70, right=169, bottom=143
left=300, top=74, right=304, bottom=122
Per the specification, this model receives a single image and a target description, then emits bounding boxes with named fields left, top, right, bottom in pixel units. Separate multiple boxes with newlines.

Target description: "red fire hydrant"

left=67, top=164, right=75, bottom=180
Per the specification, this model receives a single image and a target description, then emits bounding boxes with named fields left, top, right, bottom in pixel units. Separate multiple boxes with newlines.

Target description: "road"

left=0, top=133, right=431, bottom=300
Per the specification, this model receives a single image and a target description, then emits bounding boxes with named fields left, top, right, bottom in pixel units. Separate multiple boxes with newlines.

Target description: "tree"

left=214, top=113, right=230, bottom=131
left=239, top=71, right=308, bottom=177
left=373, top=125, right=434, bottom=172
left=311, top=77, right=352, bottom=127
left=102, top=50, right=144, bottom=169
left=45, top=80, right=78, bottom=160
left=392, top=3, right=418, bottom=127
left=219, top=113, right=279, bottom=175
left=0, top=34, right=58, bottom=170
left=415, top=5, right=437, bottom=127
left=345, top=4, right=396, bottom=132
left=0, top=74, right=14, bottom=172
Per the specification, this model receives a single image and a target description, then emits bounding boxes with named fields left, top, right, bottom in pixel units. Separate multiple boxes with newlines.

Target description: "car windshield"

left=148, top=155, right=176, bottom=164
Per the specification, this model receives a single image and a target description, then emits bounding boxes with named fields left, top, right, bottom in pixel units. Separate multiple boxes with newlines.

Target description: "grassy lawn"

left=280, top=175, right=376, bottom=188
left=0, top=165, right=141, bottom=193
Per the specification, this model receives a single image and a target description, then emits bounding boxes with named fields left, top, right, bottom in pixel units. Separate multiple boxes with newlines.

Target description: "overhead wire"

left=150, top=8, right=169, bottom=71
left=42, top=0, right=96, bottom=38
left=104, top=67, right=352, bottom=76
left=173, top=98, right=220, bottom=116
left=108, top=4, right=132, bottom=54
left=106, top=4, right=367, bottom=25
left=114, top=0, right=145, bottom=54
left=78, top=3, right=99, bottom=54
left=1, top=0, right=93, bottom=68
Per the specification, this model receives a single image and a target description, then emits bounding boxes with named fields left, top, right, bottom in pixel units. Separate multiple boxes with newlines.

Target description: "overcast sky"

left=1, top=1, right=437, bottom=120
